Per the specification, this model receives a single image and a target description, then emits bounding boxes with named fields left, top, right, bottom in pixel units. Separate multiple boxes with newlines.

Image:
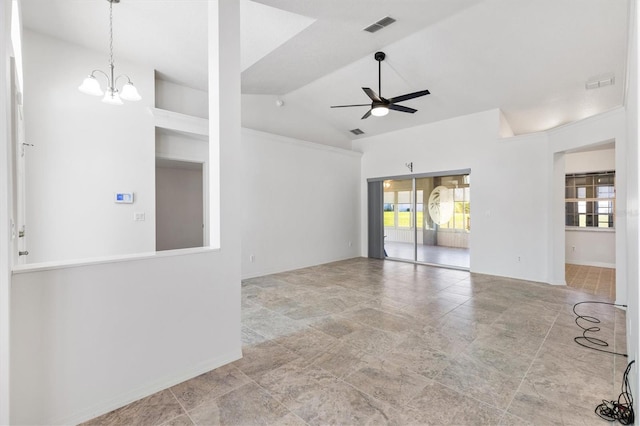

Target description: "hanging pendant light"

left=78, top=0, right=141, bottom=104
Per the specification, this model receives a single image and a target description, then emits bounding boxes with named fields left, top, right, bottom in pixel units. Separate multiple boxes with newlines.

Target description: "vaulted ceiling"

left=21, top=0, right=630, bottom=150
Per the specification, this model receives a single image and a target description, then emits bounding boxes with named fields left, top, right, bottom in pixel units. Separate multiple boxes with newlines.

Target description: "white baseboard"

left=55, top=349, right=242, bottom=426
left=566, top=260, right=616, bottom=269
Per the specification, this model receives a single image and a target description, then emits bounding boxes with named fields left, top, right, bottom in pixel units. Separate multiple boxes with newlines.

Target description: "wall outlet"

left=517, top=255, right=521, bottom=262
left=134, top=212, right=145, bottom=221
left=249, top=254, right=255, bottom=263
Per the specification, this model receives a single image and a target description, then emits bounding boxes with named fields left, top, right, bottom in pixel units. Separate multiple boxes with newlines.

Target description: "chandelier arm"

left=90, top=69, right=112, bottom=85
left=114, top=74, right=134, bottom=87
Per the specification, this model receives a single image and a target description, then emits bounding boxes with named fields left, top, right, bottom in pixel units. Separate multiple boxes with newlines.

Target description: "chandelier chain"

left=109, top=0, right=114, bottom=69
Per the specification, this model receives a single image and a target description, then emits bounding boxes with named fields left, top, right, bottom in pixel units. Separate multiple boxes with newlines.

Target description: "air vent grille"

left=350, top=128, right=365, bottom=135
left=585, top=75, right=615, bottom=90
left=363, top=16, right=396, bottom=33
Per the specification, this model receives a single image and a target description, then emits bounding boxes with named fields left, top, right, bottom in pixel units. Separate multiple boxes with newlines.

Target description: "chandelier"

left=78, top=0, right=141, bottom=105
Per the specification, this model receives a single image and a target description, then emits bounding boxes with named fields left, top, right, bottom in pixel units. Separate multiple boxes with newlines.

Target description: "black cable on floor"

left=595, top=360, right=635, bottom=425
left=573, top=301, right=627, bottom=357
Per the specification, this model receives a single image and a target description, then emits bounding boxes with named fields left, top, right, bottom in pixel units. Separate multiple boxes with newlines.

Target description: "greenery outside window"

left=439, top=187, right=471, bottom=231
left=565, top=171, right=615, bottom=228
left=384, top=190, right=424, bottom=228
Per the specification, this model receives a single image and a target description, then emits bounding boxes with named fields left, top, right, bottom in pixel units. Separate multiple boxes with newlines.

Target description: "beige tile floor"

left=566, top=264, right=616, bottom=300
left=84, top=258, right=628, bottom=425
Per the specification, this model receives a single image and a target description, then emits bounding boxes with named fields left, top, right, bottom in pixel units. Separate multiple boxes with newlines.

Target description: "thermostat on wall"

left=114, top=192, right=134, bottom=204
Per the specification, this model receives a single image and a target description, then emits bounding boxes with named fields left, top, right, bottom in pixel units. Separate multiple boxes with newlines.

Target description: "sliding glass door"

left=377, top=171, right=470, bottom=269
left=383, top=178, right=416, bottom=261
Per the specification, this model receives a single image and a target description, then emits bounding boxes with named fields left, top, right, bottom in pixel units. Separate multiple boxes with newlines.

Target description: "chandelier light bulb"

left=120, top=82, right=141, bottom=101
left=102, top=88, right=123, bottom=105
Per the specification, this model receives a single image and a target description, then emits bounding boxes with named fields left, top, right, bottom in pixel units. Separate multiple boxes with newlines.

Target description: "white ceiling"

left=21, top=0, right=630, bottom=150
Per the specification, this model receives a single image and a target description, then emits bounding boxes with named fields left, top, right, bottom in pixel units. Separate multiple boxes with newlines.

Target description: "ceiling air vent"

left=585, top=74, right=615, bottom=90
left=363, top=16, right=396, bottom=33
left=350, top=128, right=365, bottom=135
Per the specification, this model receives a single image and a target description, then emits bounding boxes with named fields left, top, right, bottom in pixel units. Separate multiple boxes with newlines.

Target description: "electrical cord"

left=595, top=360, right=635, bottom=425
left=573, top=301, right=627, bottom=357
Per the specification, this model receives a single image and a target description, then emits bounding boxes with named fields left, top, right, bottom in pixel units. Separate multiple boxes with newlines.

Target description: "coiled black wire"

left=595, top=360, right=635, bottom=425
left=573, top=301, right=627, bottom=357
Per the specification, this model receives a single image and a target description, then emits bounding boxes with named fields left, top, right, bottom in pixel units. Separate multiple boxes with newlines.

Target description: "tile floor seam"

left=245, top=374, right=311, bottom=426
left=334, top=371, right=421, bottom=421
left=502, top=309, right=562, bottom=418
left=174, top=369, right=257, bottom=422
left=167, top=387, right=196, bottom=426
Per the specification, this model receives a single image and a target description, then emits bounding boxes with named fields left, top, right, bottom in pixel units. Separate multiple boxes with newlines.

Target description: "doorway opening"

left=155, top=158, right=205, bottom=251
left=562, top=143, right=616, bottom=300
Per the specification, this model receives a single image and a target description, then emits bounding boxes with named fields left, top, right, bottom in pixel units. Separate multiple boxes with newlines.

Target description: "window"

left=565, top=171, right=615, bottom=228
left=440, top=186, right=470, bottom=231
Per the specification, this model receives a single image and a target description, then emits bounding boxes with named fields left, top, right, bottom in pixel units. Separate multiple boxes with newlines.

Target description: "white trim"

left=241, top=255, right=361, bottom=280
left=155, top=156, right=209, bottom=248
left=11, top=246, right=219, bottom=274
left=566, top=260, right=616, bottom=269
left=54, top=349, right=242, bottom=426
left=565, top=227, right=615, bottom=233
left=0, top=0, right=13, bottom=422
left=242, top=127, right=363, bottom=158
left=547, top=107, right=626, bottom=139
left=498, top=107, right=626, bottom=143
left=150, top=107, right=209, bottom=136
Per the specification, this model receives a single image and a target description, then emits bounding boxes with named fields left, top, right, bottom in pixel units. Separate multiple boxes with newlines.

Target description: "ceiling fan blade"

left=361, top=109, right=372, bottom=119
left=389, top=104, right=417, bottom=114
left=362, top=88, right=382, bottom=102
left=387, top=89, right=430, bottom=104
left=330, top=104, right=371, bottom=108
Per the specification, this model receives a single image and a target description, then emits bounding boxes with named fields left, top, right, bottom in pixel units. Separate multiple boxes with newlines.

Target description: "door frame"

left=368, top=168, right=471, bottom=270
left=155, top=155, right=209, bottom=248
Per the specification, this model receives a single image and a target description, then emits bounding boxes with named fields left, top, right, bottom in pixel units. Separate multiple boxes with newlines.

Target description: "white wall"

left=156, top=128, right=208, bottom=162
left=564, top=149, right=616, bottom=268
left=624, top=0, right=639, bottom=412
left=355, top=109, right=551, bottom=283
left=0, top=0, right=14, bottom=422
left=565, top=148, right=615, bottom=172
left=155, top=79, right=208, bottom=119
left=9, top=0, right=242, bottom=424
left=23, top=31, right=156, bottom=264
left=156, top=165, right=203, bottom=251
left=565, top=230, right=615, bottom=267
left=11, top=252, right=240, bottom=424
left=240, top=128, right=361, bottom=278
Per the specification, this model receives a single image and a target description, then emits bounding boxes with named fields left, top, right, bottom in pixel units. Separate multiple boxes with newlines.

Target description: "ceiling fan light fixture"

left=371, top=105, right=389, bottom=117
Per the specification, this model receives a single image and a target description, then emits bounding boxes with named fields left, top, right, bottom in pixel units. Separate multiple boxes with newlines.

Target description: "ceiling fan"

left=330, top=51, right=430, bottom=119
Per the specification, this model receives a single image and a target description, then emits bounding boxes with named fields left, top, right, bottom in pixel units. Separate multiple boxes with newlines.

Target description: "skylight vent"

left=363, top=16, right=396, bottom=33
left=350, top=128, right=365, bottom=135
